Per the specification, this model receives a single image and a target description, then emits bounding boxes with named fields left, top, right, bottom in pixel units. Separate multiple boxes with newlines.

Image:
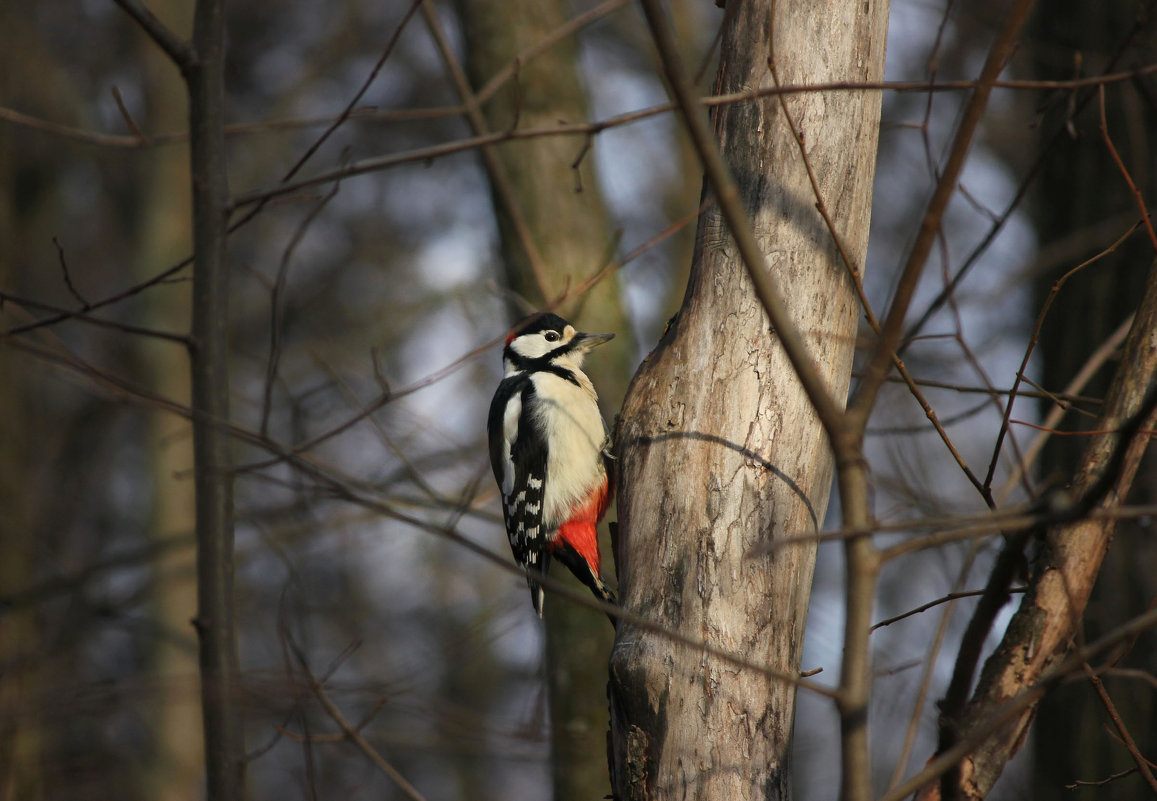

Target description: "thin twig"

left=985, top=208, right=1142, bottom=497
left=1083, top=662, right=1157, bottom=794
left=419, top=0, right=553, bottom=303
left=0, top=290, right=189, bottom=344
left=111, top=86, right=150, bottom=143
left=259, top=176, right=343, bottom=436
left=872, top=588, right=1027, bottom=631
left=880, top=605, right=1157, bottom=801
left=1099, top=85, right=1157, bottom=253
left=848, top=0, right=1037, bottom=428
left=111, top=0, right=193, bottom=69
left=887, top=540, right=983, bottom=792
left=228, top=0, right=421, bottom=234
left=902, top=4, right=1157, bottom=346
left=4, top=256, right=193, bottom=337
left=1066, top=768, right=1140, bottom=789
left=291, top=648, right=430, bottom=801
left=9, top=62, right=1157, bottom=150
left=51, top=238, right=90, bottom=309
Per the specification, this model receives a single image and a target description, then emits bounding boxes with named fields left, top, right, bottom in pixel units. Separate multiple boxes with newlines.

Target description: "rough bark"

left=608, top=0, right=888, bottom=798
left=450, top=2, right=631, bottom=799
left=944, top=257, right=1157, bottom=799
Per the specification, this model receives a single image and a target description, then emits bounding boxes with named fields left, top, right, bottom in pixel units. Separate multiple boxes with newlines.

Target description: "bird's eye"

left=544, top=331, right=560, bottom=342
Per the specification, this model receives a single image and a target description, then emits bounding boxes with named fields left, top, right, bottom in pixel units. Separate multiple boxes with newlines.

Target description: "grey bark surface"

left=608, top=1, right=888, bottom=799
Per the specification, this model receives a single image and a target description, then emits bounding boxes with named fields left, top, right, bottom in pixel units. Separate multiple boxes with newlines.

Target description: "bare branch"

left=1083, top=662, right=1157, bottom=794
left=290, top=646, right=430, bottom=801
left=848, top=0, right=1037, bottom=426
left=111, top=0, right=193, bottom=70
left=1099, top=86, right=1157, bottom=253
left=885, top=604, right=1157, bottom=801
left=930, top=257, right=1157, bottom=799
left=901, top=11, right=1157, bottom=346
left=872, top=588, right=1027, bottom=631
left=419, top=0, right=553, bottom=304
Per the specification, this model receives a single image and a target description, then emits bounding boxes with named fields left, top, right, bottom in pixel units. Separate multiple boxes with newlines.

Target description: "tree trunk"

left=185, top=2, right=243, bottom=797
left=135, top=4, right=204, bottom=798
left=609, top=0, right=888, bottom=798
left=0, top=10, right=79, bottom=797
left=0, top=10, right=46, bottom=797
left=448, top=1, right=631, bottom=799
left=940, top=257, right=1157, bottom=800
left=1028, top=3, right=1157, bottom=797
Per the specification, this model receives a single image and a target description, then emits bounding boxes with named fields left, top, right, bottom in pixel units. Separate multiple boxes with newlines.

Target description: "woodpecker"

left=487, top=312, right=617, bottom=618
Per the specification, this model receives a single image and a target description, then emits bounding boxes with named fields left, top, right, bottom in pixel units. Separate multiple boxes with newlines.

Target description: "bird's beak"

left=572, top=331, right=615, bottom=351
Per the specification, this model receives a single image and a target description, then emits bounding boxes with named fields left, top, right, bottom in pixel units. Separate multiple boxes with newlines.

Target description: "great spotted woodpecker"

left=487, top=313, right=617, bottom=617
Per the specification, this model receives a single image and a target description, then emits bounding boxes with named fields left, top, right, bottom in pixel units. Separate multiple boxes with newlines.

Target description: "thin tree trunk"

left=609, top=0, right=888, bottom=798
left=135, top=4, right=204, bottom=796
left=185, top=1, right=243, bottom=797
left=446, top=1, right=631, bottom=799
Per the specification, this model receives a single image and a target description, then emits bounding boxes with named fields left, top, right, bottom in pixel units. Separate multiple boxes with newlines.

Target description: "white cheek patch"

left=511, top=332, right=558, bottom=360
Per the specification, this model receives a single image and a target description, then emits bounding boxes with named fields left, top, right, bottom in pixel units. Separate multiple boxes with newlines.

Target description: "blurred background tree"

left=1029, top=1, right=1157, bottom=798
left=2, top=1, right=1156, bottom=799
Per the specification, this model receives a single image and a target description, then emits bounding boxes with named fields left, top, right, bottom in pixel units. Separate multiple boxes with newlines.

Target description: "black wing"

left=487, top=377, right=550, bottom=615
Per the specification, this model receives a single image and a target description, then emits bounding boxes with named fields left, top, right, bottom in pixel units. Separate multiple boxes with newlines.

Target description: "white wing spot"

left=500, top=393, right=522, bottom=496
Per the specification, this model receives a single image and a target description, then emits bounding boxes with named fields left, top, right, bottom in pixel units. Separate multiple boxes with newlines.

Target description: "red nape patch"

left=551, top=480, right=612, bottom=573
left=505, top=329, right=518, bottom=346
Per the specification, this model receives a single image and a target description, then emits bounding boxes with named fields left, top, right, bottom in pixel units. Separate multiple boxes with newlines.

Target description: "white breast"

left=528, top=370, right=607, bottom=528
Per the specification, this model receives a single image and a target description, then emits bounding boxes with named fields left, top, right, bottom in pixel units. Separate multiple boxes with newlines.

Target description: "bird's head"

left=503, top=313, right=614, bottom=374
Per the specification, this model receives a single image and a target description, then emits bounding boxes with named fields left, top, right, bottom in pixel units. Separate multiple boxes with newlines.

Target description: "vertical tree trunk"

left=609, top=0, right=888, bottom=798
left=0, top=10, right=46, bottom=797
left=0, top=10, right=80, bottom=796
left=1028, top=2, right=1157, bottom=797
left=449, top=2, right=631, bottom=799
left=945, top=257, right=1157, bottom=800
left=185, top=2, right=243, bottom=797
left=135, top=4, right=204, bottom=797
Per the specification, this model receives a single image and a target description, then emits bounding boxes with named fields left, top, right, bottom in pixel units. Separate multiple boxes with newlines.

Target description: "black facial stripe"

left=504, top=342, right=583, bottom=384
left=543, top=363, right=582, bottom=386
